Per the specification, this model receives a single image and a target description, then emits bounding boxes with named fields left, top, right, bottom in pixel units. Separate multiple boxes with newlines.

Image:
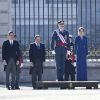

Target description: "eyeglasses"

left=79, top=29, right=84, bottom=32
left=59, top=25, right=64, bottom=27
left=10, top=35, right=14, bottom=36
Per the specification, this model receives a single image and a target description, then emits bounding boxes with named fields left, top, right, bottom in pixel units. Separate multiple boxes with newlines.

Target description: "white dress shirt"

left=9, top=40, right=13, bottom=45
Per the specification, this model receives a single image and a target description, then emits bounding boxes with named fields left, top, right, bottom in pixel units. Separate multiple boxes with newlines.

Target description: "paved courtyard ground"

left=0, top=84, right=100, bottom=100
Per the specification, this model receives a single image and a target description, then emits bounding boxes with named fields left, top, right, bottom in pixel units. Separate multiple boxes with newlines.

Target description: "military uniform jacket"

left=51, top=29, right=70, bottom=55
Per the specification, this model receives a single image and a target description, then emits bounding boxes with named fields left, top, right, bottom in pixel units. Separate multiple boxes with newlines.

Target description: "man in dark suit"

left=29, top=35, right=45, bottom=89
left=13, top=34, right=23, bottom=90
left=2, top=32, right=21, bottom=90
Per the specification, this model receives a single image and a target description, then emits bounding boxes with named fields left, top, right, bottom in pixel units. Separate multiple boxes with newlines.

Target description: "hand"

left=75, top=55, right=77, bottom=60
left=73, top=62, right=76, bottom=67
left=2, top=60, right=7, bottom=65
left=67, top=50, right=71, bottom=55
left=52, top=50, right=56, bottom=55
left=30, top=62, right=34, bottom=67
left=20, top=63, right=23, bottom=68
left=16, top=61, right=19, bottom=65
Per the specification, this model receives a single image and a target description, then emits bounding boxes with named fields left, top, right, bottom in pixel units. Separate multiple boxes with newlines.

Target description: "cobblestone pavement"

left=0, top=84, right=100, bottom=100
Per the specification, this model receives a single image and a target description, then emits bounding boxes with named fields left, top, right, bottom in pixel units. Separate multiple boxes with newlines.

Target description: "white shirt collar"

left=9, top=40, right=13, bottom=44
left=35, top=42, right=40, bottom=46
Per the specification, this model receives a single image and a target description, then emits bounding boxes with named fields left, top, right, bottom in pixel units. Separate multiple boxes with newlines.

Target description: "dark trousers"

left=65, top=60, right=75, bottom=81
left=6, top=58, right=16, bottom=88
left=65, top=73, right=75, bottom=81
left=55, top=54, right=66, bottom=81
left=32, top=59, right=43, bottom=89
left=15, top=66, right=20, bottom=88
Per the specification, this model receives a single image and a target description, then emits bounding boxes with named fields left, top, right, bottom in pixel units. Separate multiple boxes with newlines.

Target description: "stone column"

left=0, top=0, right=12, bottom=83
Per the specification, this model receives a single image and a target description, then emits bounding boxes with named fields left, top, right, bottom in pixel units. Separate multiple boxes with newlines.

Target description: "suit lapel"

left=34, top=43, right=41, bottom=49
left=33, top=43, right=37, bottom=48
left=40, top=43, right=41, bottom=49
left=7, top=40, right=11, bottom=47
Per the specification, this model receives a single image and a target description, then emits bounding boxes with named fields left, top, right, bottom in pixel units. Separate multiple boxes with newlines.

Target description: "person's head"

left=58, top=20, right=64, bottom=31
left=8, top=31, right=14, bottom=40
left=78, top=27, right=85, bottom=36
left=35, top=35, right=41, bottom=44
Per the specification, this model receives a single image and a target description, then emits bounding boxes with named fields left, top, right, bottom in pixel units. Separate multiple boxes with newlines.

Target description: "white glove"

left=2, top=60, right=7, bottom=65
left=73, top=62, right=76, bottom=67
left=52, top=50, right=56, bottom=55
left=20, top=63, right=23, bottom=68
left=75, top=54, right=77, bottom=60
left=67, top=50, right=71, bottom=55
left=16, top=61, right=20, bottom=65
left=30, top=62, right=34, bottom=67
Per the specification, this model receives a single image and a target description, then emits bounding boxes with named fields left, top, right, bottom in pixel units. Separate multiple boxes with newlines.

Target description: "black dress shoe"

left=33, top=87, right=37, bottom=90
left=15, top=87, right=20, bottom=90
left=7, top=87, right=10, bottom=90
left=11, top=87, right=15, bottom=90
left=37, top=87, right=42, bottom=89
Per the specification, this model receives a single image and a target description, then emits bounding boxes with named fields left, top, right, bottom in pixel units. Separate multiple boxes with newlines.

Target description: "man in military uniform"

left=51, top=21, right=70, bottom=81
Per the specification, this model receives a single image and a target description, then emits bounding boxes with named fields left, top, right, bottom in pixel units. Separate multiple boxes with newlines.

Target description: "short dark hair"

left=35, top=35, right=40, bottom=40
left=58, top=20, right=64, bottom=25
left=8, top=31, right=14, bottom=36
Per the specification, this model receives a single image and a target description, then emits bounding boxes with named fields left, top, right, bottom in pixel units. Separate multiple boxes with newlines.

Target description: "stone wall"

left=0, top=61, right=100, bottom=84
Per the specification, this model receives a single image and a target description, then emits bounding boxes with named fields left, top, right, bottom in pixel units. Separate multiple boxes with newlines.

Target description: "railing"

left=23, top=50, right=100, bottom=60
left=12, top=0, right=100, bottom=59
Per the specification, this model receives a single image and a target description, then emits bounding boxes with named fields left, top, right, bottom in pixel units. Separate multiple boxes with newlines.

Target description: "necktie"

left=37, top=44, right=40, bottom=49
